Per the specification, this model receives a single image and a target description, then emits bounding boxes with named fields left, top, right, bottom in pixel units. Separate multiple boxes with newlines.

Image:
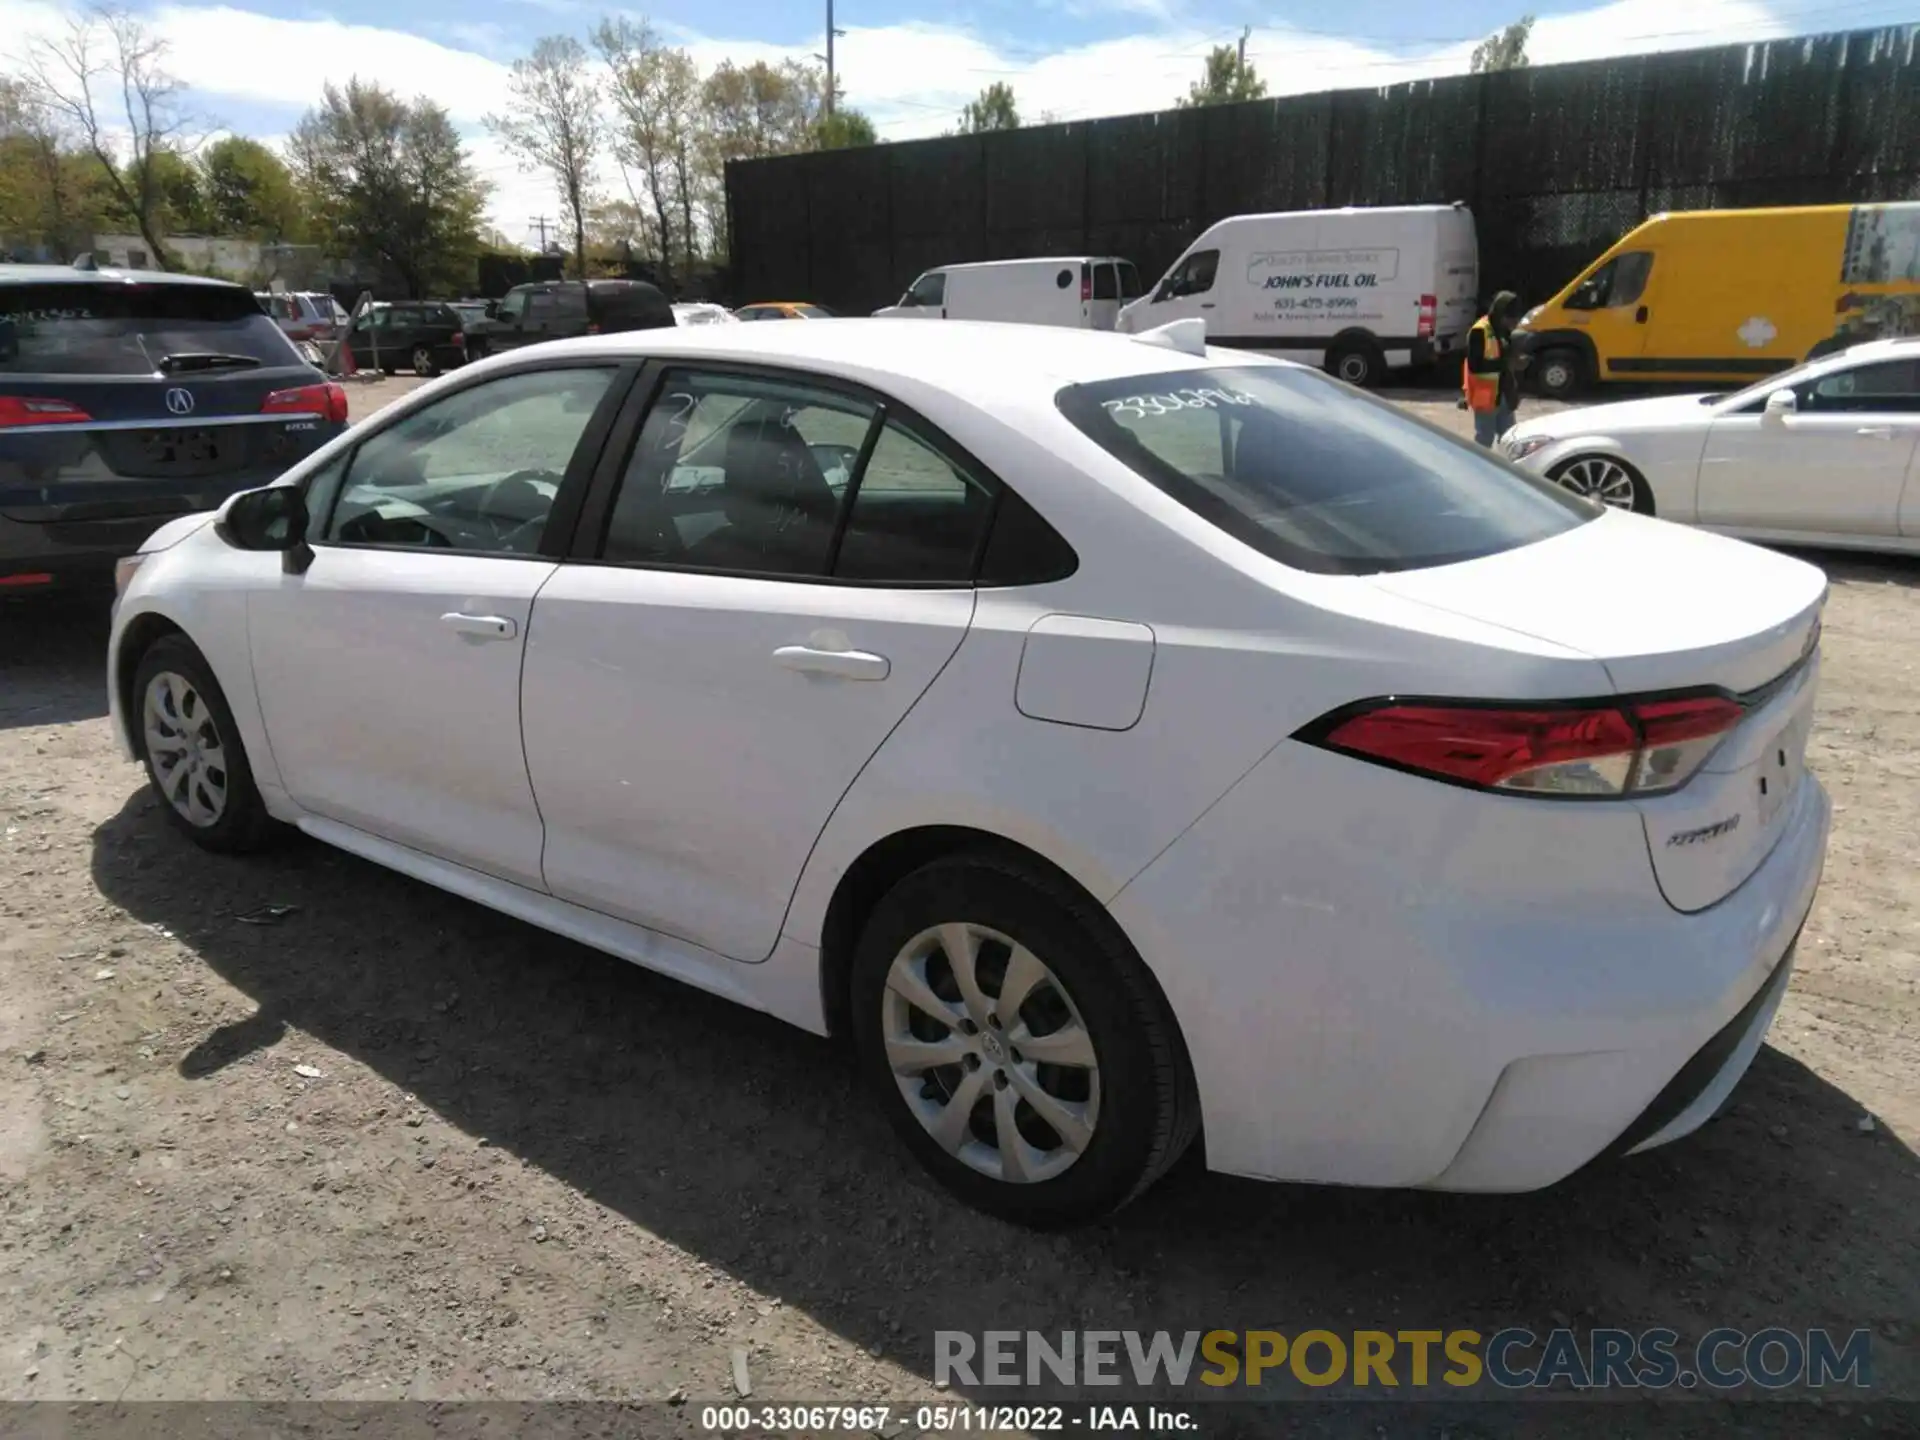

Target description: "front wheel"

left=850, top=853, right=1199, bottom=1227
left=1549, top=454, right=1653, bottom=514
left=1532, top=347, right=1588, bottom=400
left=132, top=635, right=279, bottom=852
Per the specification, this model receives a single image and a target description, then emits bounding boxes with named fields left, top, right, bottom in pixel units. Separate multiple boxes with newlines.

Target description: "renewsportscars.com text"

left=934, top=1328, right=1873, bottom=1394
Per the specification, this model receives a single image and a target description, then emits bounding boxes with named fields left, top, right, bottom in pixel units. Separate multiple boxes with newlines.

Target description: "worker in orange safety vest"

left=1463, top=290, right=1521, bottom=447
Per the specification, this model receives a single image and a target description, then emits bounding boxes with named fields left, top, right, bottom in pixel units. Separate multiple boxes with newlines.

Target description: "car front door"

left=1559, top=250, right=1656, bottom=379
left=520, top=364, right=995, bottom=961
left=488, top=288, right=534, bottom=351
left=1141, top=248, right=1220, bottom=330
left=1089, top=261, right=1122, bottom=330
left=1698, top=356, right=1920, bottom=536
left=246, top=362, right=628, bottom=887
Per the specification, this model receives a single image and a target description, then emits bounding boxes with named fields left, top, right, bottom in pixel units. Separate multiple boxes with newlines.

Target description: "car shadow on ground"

left=0, top=592, right=112, bottom=730
left=1788, top=546, right=1920, bottom=592
left=88, top=790, right=1919, bottom=1421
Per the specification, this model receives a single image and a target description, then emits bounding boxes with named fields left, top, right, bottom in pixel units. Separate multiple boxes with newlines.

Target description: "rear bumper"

left=1108, top=740, right=1831, bottom=1192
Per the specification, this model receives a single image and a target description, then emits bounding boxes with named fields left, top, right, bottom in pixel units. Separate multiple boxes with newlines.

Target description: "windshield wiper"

left=158, top=351, right=263, bottom=374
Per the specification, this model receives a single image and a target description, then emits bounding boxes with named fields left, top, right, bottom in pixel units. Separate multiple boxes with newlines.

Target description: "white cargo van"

left=874, top=257, right=1145, bottom=330
left=1118, top=205, right=1479, bottom=385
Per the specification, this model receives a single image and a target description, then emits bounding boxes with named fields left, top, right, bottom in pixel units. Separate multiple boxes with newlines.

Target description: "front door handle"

left=1856, top=426, right=1897, bottom=439
left=773, top=645, right=890, bottom=681
left=440, top=612, right=518, bottom=640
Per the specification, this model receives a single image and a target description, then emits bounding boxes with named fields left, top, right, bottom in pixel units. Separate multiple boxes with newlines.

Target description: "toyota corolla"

left=106, top=319, right=1829, bottom=1226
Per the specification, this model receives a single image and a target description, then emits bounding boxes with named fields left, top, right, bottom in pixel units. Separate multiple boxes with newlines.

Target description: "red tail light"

left=1417, top=293, right=1437, bottom=339
left=262, top=382, right=349, bottom=425
left=0, top=396, right=91, bottom=428
left=1303, top=693, right=1747, bottom=798
left=1081, top=269, right=1093, bottom=302
left=450, top=330, right=464, bottom=347
left=586, top=321, right=601, bottom=335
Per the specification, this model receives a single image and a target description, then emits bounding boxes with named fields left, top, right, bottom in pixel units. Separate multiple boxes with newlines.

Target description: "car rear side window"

left=1093, top=264, right=1119, bottom=301
left=0, top=282, right=300, bottom=376
left=1056, top=365, right=1593, bottom=576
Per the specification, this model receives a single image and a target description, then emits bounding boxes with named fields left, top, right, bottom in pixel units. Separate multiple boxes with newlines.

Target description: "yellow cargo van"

left=1516, top=202, right=1920, bottom=397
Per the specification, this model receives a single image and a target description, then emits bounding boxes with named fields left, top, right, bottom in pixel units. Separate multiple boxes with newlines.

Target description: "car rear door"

left=0, top=279, right=342, bottom=561
left=520, top=363, right=992, bottom=962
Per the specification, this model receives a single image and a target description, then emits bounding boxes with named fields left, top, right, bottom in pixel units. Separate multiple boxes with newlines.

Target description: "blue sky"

left=6, top=0, right=1918, bottom=242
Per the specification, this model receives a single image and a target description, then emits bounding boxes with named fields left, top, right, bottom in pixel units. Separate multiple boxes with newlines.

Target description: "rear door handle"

left=773, top=645, right=890, bottom=681
left=440, top=611, right=518, bottom=640
left=1200, top=302, right=1216, bottom=309
left=1856, top=426, right=1898, bottom=439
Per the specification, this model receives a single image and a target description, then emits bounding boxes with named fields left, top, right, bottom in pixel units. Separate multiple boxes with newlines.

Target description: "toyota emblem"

left=164, top=387, right=195, bottom=416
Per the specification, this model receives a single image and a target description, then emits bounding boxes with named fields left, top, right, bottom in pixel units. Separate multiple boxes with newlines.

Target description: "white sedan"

left=1504, top=337, right=1920, bottom=554
left=108, top=319, right=1829, bottom=1225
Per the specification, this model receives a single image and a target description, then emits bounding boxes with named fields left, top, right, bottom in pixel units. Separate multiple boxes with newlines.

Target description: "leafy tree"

left=0, top=76, right=113, bottom=259
left=199, top=135, right=304, bottom=240
left=959, top=82, right=1020, bottom=134
left=26, top=6, right=194, bottom=268
left=1470, top=15, right=1534, bottom=72
left=812, top=108, right=876, bottom=149
left=595, top=18, right=703, bottom=292
left=290, top=79, right=488, bottom=297
left=1179, top=44, right=1266, bottom=108
left=486, top=35, right=602, bottom=279
left=137, top=147, right=204, bottom=233
left=701, top=59, right=821, bottom=162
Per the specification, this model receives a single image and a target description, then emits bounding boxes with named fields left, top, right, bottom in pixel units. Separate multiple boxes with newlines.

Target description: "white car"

left=1505, top=337, right=1920, bottom=554
left=107, top=319, right=1829, bottom=1225
left=671, top=302, right=739, bottom=326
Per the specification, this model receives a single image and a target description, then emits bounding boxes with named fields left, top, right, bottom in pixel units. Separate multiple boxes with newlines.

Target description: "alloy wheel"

left=1555, top=456, right=1639, bottom=510
left=143, top=671, right=228, bottom=828
left=881, top=922, right=1100, bottom=1184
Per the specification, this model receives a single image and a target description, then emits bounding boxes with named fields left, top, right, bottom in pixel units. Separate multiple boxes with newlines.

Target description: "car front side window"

left=1803, top=358, right=1920, bottom=413
left=1161, top=249, right=1219, bottom=300
left=322, top=367, right=617, bottom=556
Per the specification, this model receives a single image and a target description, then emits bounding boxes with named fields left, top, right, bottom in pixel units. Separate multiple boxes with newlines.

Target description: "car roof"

left=500, top=317, right=1277, bottom=395
left=0, top=263, right=248, bottom=291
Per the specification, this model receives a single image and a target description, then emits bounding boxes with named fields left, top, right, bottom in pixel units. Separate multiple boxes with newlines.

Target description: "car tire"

left=412, top=345, right=439, bottom=379
left=132, top=635, right=279, bottom=854
left=1548, top=454, right=1653, bottom=514
left=467, top=338, right=490, bottom=362
left=1326, top=337, right=1386, bottom=388
left=1532, top=347, right=1588, bottom=400
left=850, top=851, right=1199, bottom=1228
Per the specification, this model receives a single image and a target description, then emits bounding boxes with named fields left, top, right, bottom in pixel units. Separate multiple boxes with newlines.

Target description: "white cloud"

left=2, top=0, right=1909, bottom=236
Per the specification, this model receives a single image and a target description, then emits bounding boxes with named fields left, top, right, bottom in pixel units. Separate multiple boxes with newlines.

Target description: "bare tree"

left=27, top=6, right=190, bottom=268
left=594, top=17, right=700, bottom=291
left=485, top=35, right=602, bottom=280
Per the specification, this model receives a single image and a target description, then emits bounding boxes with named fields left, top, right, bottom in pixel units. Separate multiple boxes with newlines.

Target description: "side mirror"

left=216, top=486, right=313, bottom=574
left=485, top=301, right=500, bottom=319
left=1764, top=388, right=1798, bottom=417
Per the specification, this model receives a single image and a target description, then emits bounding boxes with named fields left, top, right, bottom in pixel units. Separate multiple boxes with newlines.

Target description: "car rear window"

left=0, top=282, right=301, bottom=376
left=1055, top=364, right=1594, bottom=576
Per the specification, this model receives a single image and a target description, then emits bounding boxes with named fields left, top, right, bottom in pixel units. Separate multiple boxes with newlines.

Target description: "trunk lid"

left=1371, top=511, right=1826, bottom=910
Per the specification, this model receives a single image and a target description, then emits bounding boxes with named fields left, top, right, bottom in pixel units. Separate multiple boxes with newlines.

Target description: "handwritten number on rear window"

left=1103, top=389, right=1256, bottom=420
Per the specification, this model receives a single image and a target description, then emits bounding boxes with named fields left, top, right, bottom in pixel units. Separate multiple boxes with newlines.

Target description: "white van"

left=874, top=257, right=1145, bottom=330
left=1117, top=205, right=1479, bottom=386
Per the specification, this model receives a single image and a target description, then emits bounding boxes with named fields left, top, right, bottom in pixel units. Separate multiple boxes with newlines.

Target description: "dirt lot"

left=1, top=376, right=1916, bottom=1432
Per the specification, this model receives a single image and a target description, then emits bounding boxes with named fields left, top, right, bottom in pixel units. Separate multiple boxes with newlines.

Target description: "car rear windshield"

left=1055, top=364, right=1595, bottom=576
left=0, top=282, right=301, bottom=376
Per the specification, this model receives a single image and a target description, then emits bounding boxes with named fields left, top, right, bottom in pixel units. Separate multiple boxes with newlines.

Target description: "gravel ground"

left=1, top=375, right=1915, bottom=1434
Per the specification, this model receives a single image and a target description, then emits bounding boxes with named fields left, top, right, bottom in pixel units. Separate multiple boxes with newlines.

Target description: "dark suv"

left=466, top=279, right=674, bottom=358
left=0, top=265, right=348, bottom=591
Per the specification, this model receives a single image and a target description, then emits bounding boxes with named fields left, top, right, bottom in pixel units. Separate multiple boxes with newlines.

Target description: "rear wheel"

left=1326, top=337, right=1386, bottom=388
left=1549, top=454, right=1652, bottom=514
left=132, top=635, right=278, bottom=852
left=1532, top=347, right=1588, bottom=400
left=850, top=853, right=1198, bottom=1227
left=411, top=345, right=439, bottom=378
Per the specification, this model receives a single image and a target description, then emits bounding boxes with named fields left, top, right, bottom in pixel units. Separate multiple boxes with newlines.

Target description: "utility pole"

left=529, top=215, right=552, bottom=251
left=826, top=0, right=835, bottom=121
left=1237, top=25, right=1250, bottom=80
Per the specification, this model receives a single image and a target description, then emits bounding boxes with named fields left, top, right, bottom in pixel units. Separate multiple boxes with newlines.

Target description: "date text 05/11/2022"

left=698, top=1405, right=1197, bottom=1433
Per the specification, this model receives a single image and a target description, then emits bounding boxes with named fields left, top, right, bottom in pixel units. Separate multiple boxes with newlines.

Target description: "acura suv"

left=1, top=264, right=348, bottom=592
